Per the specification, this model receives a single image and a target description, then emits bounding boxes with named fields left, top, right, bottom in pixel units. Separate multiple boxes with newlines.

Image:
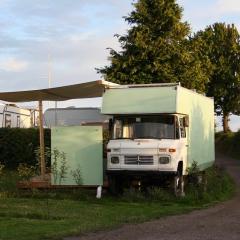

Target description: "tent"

left=0, top=80, right=117, bottom=176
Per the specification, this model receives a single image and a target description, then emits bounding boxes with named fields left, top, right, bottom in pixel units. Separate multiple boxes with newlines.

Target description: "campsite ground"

left=0, top=153, right=237, bottom=240
left=0, top=185, right=216, bottom=240
left=65, top=153, right=240, bottom=240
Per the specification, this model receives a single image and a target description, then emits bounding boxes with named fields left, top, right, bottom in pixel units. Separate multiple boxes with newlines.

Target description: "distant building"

left=44, top=107, right=110, bottom=128
left=0, top=103, right=38, bottom=128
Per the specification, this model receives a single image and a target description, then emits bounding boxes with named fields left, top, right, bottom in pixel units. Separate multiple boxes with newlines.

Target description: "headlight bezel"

left=159, top=155, right=171, bottom=164
left=110, top=156, right=120, bottom=164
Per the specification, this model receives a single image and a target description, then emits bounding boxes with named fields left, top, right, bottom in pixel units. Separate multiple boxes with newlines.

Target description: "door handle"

left=186, top=145, right=189, bottom=147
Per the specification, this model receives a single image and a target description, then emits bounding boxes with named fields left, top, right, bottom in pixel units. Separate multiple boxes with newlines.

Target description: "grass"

left=0, top=197, right=201, bottom=240
left=0, top=165, right=235, bottom=240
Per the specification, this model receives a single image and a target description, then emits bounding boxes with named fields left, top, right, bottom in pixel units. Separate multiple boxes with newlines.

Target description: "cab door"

left=178, top=116, right=188, bottom=174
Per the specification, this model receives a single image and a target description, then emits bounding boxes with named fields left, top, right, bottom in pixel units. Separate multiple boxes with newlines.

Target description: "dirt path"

left=66, top=154, right=240, bottom=240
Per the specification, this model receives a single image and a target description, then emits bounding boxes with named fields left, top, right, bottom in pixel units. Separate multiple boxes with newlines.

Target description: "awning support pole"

left=39, top=100, right=46, bottom=176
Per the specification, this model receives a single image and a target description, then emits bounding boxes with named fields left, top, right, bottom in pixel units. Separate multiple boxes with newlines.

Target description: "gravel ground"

left=65, top=153, right=240, bottom=240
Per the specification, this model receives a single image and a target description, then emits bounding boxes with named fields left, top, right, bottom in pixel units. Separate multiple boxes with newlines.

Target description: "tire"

left=173, top=172, right=185, bottom=197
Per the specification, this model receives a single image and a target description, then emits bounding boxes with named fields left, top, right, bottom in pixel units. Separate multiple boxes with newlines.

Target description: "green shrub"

left=34, top=146, right=51, bottom=173
left=215, top=131, right=240, bottom=159
left=0, top=128, right=50, bottom=170
left=17, top=163, right=36, bottom=181
left=182, top=166, right=235, bottom=204
left=187, top=161, right=200, bottom=176
left=186, top=161, right=202, bottom=187
left=51, top=148, right=69, bottom=185
left=71, top=165, right=83, bottom=185
left=205, top=166, right=235, bottom=200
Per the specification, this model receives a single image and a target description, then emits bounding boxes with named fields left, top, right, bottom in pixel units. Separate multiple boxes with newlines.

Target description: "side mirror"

left=183, top=116, right=189, bottom=127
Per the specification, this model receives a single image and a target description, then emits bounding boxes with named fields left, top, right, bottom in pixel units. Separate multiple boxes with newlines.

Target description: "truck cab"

left=107, top=114, right=188, bottom=173
left=106, top=114, right=189, bottom=193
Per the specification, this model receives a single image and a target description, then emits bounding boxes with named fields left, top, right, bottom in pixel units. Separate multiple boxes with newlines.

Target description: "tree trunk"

left=222, top=113, right=231, bottom=133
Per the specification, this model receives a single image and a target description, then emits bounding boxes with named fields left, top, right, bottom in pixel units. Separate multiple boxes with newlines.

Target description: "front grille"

left=124, top=155, right=154, bottom=165
left=124, top=155, right=138, bottom=164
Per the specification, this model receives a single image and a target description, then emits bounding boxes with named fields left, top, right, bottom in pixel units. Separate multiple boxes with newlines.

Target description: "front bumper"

left=106, top=170, right=177, bottom=177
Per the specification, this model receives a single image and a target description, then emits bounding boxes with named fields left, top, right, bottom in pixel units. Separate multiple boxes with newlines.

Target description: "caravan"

left=0, top=103, right=38, bottom=128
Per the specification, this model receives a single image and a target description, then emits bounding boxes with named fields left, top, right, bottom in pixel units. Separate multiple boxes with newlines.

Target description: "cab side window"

left=175, top=117, right=180, bottom=139
left=179, top=118, right=186, bottom=138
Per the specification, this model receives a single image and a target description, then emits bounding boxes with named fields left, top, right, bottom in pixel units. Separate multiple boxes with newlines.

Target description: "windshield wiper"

left=133, top=136, right=162, bottom=140
left=113, top=137, right=135, bottom=140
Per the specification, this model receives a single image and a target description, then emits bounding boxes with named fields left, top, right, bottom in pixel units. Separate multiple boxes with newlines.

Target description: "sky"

left=0, top=0, right=239, bottom=131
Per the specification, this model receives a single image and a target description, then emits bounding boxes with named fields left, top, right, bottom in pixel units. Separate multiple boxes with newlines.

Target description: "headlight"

left=111, top=156, right=119, bottom=164
left=112, top=148, right=120, bottom=153
left=159, top=156, right=170, bottom=164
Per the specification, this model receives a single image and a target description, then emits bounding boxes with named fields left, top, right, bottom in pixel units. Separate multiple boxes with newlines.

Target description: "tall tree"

left=97, top=0, right=211, bottom=92
left=193, top=23, right=240, bottom=132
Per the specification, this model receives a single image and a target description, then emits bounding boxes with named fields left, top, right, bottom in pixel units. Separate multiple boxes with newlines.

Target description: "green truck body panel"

left=176, top=87, right=215, bottom=170
left=102, top=86, right=177, bottom=114
left=51, top=126, right=103, bottom=186
left=102, top=85, right=215, bottom=170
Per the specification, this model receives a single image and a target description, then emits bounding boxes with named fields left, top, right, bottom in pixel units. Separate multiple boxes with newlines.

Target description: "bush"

left=51, top=148, right=69, bottom=185
left=121, top=161, right=234, bottom=205
left=0, top=128, right=50, bottom=169
left=34, top=146, right=51, bottom=173
left=215, top=131, right=240, bottom=159
left=71, top=166, right=83, bottom=185
left=17, top=163, right=36, bottom=181
left=182, top=166, right=235, bottom=204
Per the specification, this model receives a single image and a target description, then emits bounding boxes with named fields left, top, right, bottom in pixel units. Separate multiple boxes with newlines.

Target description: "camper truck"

left=101, top=83, right=215, bottom=194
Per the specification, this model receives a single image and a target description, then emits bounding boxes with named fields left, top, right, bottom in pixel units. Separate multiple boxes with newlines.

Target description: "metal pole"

left=48, top=53, right=52, bottom=88
left=39, top=100, right=45, bottom=176
left=54, top=101, right=58, bottom=126
left=48, top=52, right=58, bottom=127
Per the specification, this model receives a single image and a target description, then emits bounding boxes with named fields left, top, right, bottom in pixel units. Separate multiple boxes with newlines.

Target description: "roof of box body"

left=108, top=82, right=180, bottom=89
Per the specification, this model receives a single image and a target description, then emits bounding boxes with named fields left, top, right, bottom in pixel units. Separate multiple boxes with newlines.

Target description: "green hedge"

left=0, top=128, right=50, bottom=170
left=215, top=131, right=240, bottom=159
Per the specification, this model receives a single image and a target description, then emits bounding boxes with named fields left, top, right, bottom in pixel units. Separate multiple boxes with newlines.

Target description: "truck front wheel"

left=173, top=174, right=185, bottom=197
left=173, top=162, right=185, bottom=197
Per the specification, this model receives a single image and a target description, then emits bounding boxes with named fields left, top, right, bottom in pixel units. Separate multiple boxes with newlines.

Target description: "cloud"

left=176, top=0, right=240, bottom=32
left=217, top=0, right=240, bottom=13
left=0, top=0, right=131, bottom=40
left=0, top=0, right=131, bottom=92
left=0, top=58, right=28, bottom=72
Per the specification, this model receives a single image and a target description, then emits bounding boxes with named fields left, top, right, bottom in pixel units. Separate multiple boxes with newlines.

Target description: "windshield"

left=113, top=115, right=177, bottom=140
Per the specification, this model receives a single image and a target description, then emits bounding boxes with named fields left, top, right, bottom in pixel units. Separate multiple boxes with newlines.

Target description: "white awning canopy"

left=0, top=80, right=118, bottom=102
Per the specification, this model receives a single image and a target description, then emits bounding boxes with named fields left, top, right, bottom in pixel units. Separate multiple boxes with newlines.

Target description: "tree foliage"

left=193, top=23, right=240, bottom=131
left=97, top=0, right=240, bottom=132
left=97, top=0, right=211, bottom=92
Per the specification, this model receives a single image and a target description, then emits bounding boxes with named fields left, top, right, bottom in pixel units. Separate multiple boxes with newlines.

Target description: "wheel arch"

left=177, top=161, right=183, bottom=176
